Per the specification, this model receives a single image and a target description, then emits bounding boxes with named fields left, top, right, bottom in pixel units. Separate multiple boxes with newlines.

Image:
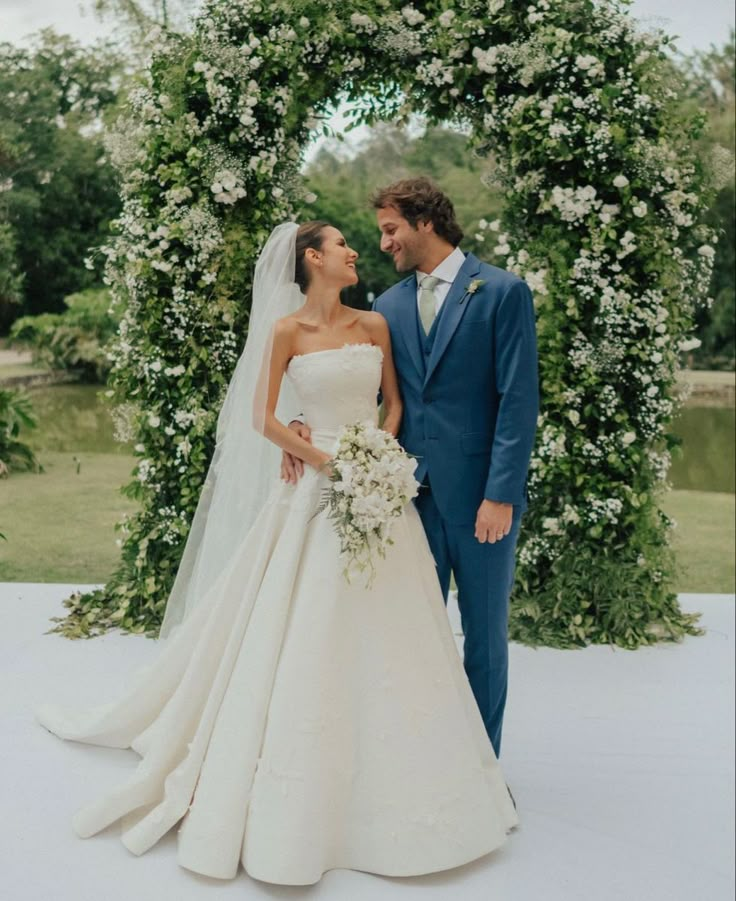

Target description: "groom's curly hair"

left=371, top=177, right=464, bottom=246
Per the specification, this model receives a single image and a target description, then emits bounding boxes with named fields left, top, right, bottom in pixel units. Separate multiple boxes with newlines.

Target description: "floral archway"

left=56, top=0, right=715, bottom=647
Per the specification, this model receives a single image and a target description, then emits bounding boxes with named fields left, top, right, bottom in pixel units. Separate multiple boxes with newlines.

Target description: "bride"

left=36, top=221, right=518, bottom=886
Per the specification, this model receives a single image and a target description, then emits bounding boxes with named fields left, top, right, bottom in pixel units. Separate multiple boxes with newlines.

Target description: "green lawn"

left=0, top=452, right=137, bottom=582
left=661, top=490, right=735, bottom=593
left=1, top=452, right=733, bottom=593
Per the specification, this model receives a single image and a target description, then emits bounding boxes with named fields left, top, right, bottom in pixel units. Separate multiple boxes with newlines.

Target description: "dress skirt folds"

left=36, top=344, right=517, bottom=885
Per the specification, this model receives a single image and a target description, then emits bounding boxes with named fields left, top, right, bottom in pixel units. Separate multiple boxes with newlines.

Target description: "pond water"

left=23, top=384, right=735, bottom=493
left=26, top=384, right=131, bottom=455
left=669, top=405, right=735, bottom=493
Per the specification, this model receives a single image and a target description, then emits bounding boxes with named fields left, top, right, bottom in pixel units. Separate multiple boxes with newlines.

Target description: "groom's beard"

left=391, top=245, right=421, bottom=273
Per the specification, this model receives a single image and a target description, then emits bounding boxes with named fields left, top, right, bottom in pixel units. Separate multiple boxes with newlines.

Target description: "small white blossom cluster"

left=322, top=422, right=419, bottom=585
left=546, top=184, right=602, bottom=224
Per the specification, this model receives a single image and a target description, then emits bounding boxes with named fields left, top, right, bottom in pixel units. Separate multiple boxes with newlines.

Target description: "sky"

left=1, top=0, right=734, bottom=54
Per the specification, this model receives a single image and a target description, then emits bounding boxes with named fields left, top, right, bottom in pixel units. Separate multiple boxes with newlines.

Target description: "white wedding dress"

left=36, top=342, right=518, bottom=885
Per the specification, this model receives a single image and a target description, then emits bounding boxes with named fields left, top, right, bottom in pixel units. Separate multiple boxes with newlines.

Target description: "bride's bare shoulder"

left=357, top=309, right=390, bottom=341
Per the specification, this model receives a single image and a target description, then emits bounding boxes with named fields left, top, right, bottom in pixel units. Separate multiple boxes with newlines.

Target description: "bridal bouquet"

left=320, top=422, right=419, bottom=585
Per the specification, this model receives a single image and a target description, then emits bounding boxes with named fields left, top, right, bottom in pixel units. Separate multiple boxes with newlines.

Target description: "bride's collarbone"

left=289, top=316, right=375, bottom=358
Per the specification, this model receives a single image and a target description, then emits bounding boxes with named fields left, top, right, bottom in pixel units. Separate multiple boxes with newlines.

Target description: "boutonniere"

left=460, top=278, right=485, bottom=303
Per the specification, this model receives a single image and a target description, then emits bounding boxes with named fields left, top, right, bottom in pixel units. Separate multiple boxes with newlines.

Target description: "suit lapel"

left=424, top=252, right=481, bottom=386
left=393, top=275, right=424, bottom=378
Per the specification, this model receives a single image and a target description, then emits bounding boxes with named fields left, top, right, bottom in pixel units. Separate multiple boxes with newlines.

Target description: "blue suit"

left=374, top=251, right=538, bottom=756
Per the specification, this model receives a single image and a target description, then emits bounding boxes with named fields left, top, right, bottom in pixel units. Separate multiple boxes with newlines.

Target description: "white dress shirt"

left=415, top=246, right=466, bottom=318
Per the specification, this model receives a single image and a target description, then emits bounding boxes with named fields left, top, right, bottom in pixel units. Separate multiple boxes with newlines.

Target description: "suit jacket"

left=373, top=251, right=539, bottom=525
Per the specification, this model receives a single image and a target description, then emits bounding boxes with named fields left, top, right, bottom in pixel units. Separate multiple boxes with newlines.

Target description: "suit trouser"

left=414, top=484, right=522, bottom=759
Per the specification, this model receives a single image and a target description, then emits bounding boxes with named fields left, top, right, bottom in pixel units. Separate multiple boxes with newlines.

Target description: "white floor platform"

left=1, top=583, right=733, bottom=901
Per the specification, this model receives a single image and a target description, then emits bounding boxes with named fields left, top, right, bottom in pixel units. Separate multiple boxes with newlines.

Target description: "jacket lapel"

left=424, top=252, right=481, bottom=387
left=393, top=274, right=424, bottom=378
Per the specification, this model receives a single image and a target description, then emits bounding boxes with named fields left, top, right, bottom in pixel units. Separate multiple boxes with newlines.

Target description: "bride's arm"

left=256, top=322, right=331, bottom=471
left=365, top=312, right=402, bottom=437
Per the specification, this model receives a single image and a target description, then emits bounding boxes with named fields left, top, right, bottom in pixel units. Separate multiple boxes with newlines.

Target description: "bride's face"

left=308, top=227, right=359, bottom=289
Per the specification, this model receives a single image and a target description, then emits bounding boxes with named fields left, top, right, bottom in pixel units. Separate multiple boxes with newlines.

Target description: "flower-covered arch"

left=57, top=0, right=715, bottom=647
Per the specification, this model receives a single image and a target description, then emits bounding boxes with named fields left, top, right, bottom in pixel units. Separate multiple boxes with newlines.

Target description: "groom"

left=369, top=178, right=538, bottom=758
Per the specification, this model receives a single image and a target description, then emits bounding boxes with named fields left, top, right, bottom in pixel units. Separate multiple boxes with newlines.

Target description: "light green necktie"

left=418, top=274, right=441, bottom=335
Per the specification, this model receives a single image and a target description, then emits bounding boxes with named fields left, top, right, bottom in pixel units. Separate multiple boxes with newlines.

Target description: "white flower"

left=472, top=46, right=499, bottom=74
left=567, top=410, right=580, bottom=426
left=697, top=244, right=715, bottom=259
left=613, top=175, right=629, bottom=188
left=621, top=431, right=637, bottom=446
left=148, top=414, right=161, bottom=428
left=438, top=10, right=456, bottom=27
left=524, top=269, right=548, bottom=295
left=576, top=55, right=595, bottom=70
left=549, top=122, right=571, bottom=140
left=303, top=192, right=317, bottom=204
left=632, top=201, right=648, bottom=218
left=401, top=5, right=425, bottom=26
left=678, top=337, right=702, bottom=352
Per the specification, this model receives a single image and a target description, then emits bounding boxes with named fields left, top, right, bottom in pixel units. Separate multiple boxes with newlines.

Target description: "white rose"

left=632, top=201, right=648, bottom=218
left=621, top=431, right=637, bottom=446
left=697, top=244, right=715, bottom=259
left=613, top=174, right=629, bottom=188
left=567, top=410, right=580, bottom=426
left=148, top=414, right=161, bottom=428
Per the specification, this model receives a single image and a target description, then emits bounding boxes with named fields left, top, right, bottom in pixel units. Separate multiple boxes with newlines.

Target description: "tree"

left=0, top=31, right=124, bottom=330
left=678, top=31, right=735, bottom=368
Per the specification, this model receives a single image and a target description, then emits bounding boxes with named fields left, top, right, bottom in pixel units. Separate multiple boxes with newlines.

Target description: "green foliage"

left=9, top=288, right=119, bottom=382
left=52, top=0, right=715, bottom=648
left=0, top=31, right=124, bottom=331
left=0, top=388, right=42, bottom=475
left=0, top=222, right=23, bottom=308
left=677, top=31, right=735, bottom=369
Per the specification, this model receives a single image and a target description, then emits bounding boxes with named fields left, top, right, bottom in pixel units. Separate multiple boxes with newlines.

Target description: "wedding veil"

left=160, top=221, right=303, bottom=638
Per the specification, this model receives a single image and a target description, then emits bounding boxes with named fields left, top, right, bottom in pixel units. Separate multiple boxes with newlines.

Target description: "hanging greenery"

left=52, top=0, right=714, bottom=647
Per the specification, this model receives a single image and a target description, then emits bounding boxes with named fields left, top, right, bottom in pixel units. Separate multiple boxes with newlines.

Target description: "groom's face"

left=376, top=206, right=430, bottom=273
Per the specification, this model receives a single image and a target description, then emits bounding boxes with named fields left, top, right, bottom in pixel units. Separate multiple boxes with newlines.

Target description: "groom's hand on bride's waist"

left=475, top=499, right=513, bottom=544
left=281, top=421, right=312, bottom=483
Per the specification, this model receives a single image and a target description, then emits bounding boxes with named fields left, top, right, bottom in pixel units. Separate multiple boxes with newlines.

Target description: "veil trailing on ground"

left=160, top=222, right=303, bottom=639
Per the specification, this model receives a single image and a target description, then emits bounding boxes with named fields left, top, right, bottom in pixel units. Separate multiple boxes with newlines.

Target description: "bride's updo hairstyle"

left=294, top=220, right=330, bottom=293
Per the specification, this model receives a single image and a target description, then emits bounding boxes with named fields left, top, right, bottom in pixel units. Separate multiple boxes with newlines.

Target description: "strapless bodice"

left=286, top=344, right=383, bottom=441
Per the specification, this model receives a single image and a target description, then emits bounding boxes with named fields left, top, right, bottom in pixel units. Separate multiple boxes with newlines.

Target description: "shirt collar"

left=417, top=246, right=466, bottom=285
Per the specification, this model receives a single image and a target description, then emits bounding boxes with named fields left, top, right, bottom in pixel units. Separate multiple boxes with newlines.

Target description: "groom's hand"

left=475, top=499, right=512, bottom=544
left=281, top=421, right=312, bottom=484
